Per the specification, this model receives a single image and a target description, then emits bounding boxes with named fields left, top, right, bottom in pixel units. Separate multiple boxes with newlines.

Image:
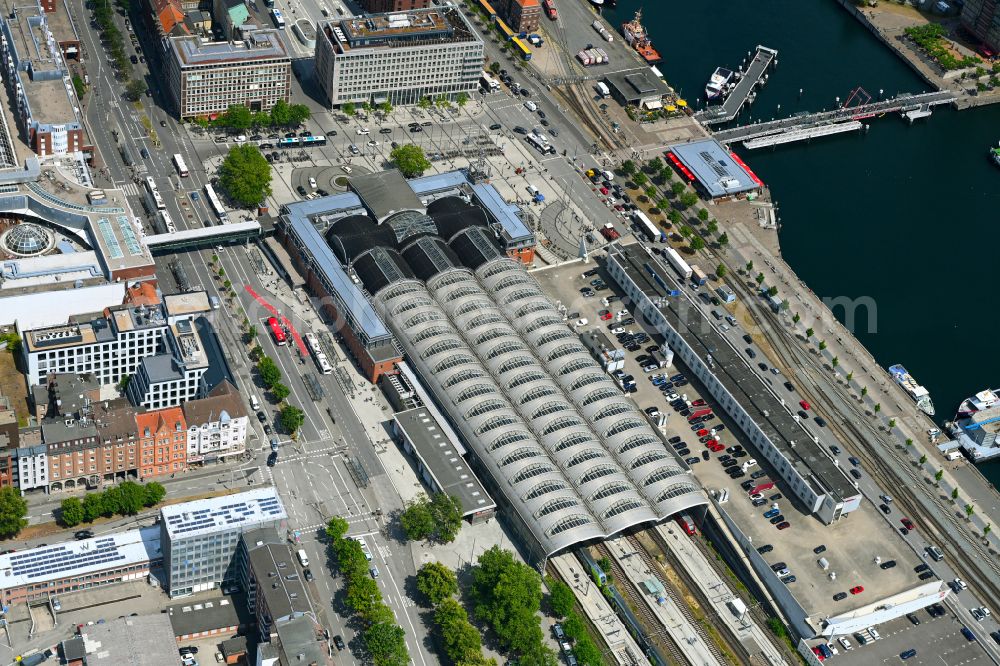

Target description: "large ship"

left=705, top=67, right=736, bottom=102
left=621, top=9, right=661, bottom=64
left=991, top=142, right=1000, bottom=167
left=888, top=364, right=935, bottom=417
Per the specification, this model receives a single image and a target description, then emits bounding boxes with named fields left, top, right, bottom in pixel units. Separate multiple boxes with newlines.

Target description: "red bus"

left=267, top=316, right=287, bottom=346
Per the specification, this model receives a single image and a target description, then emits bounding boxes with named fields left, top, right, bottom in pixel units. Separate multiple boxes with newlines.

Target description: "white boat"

left=888, top=364, right=934, bottom=417
left=705, top=67, right=734, bottom=101
left=957, top=388, right=1000, bottom=418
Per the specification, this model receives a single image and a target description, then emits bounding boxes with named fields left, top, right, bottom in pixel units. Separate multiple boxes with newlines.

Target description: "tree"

left=288, top=104, right=311, bottom=126
left=218, top=267, right=225, bottom=279
left=400, top=497, right=434, bottom=541
left=429, top=493, right=463, bottom=543
left=716, top=264, right=727, bottom=279
left=888, top=418, right=896, bottom=428
left=671, top=181, right=685, bottom=196
left=144, top=481, right=166, bottom=507
left=435, top=94, right=450, bottom=109
left=60, top=497, right=84, bottom=527
left=219, top=104, right=253, bottom=131
left=690, top=236, right=705, bottom=252
left=679, top=225, right=693, bottom=239
left=418, top=96, right=432, bottom=110
left=919, top=454, right=928, bottom=465
left=632, top=172, right=648, bottom=188
left=755, top=272, right=766, bottom=285
left=362, top=101, right=374, bottom=114
left=471, top=546, right=544, bottom=654
left=269, top=99, right=291, bottom=126
left=767, top=286, right=779, bottom=297
left=101, top=485, right=122, bottom=517
left=248, top=325, right=258, bottom=340
left=223, top=280, right=232, bottom=291
left=257, top=357, right=282, bottom=388
left=656, top=197, right=670, bottom=212
left=72, top=74, right=86, bottom=99
left=668, top=209, right=682, bottom=225
left=832, top=356, right=839, bottom=367
left=365, top=622, right=409, bottom=666
left=952, top=488, right=960, bottom=500
left=861, top=386, right=868, bottom=397
left=847, top=371, right=854, bottom=381
left=219, top=145, right=272, bottom=207
left=935, top=470, right=944, bottom=482
left=326, top=515, right=350, bottom=542
left=117, top=481, right=146, bottom=515
left=547, top=578, right=575, bottom=618
left=873, top=403, right=881, bottom=413
left=455, top=92, right=469, bottom=108
left=489, top=61, right=501, bottom=74
left=125, top=78, right=148, bottom=102
left=116, top=374, right=131, bottom=394
left=697, top=208, right=709, bottom=222
left=379, top=100, right=394, bottom=116
left=679, top=192, right=699, bottom=209
left=792, top=313, right=800, bottom=324
left=745, top=260, right=754, bottom=272
left=984, top=523, right=991, bottom=537
left=271, top=382, right=290, bottom=402
left=966, top=504, right=975, bottom=519
left=83, top=492, right=104, bottom=523
left=718, top=232, right=729, bottom=247
left=0, top=487, right=28, bottom=538
left=620, top=160, right=636, bottom=177
left=343, top=102, right=356, bottom=116
left=279, top=405, right=305, bottom=435
left=659, top=166, right=673, bottom=182
left=435, top=598, right=482, bottom=662
left=646, top=156, right=663, bottom=172
left=346, top=576, right=384, bottom=618
left=390, top=144, right=431, bottom=177
left=416, top=562, right=458, bottom=606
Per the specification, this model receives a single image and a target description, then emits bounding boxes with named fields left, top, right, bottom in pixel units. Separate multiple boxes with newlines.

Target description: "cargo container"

left=690, top=264, right=708, bottom=286
left=664, top=247, right=693, bottom=279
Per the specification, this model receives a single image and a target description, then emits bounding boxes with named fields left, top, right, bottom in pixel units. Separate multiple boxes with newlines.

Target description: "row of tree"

left=253, top=352, right=305, bottom=435
left=415, top=562, right=495, bottom=665
left=399, top=492, right=463, bottom=544
left=59, top=481, right=166, bottom=527
left=210, top=101, right=311, bottom=132
left=340, top=92, right=469, bottom=119
left=326, top=517, right=409, bottom=666
left=544, top=578, right=602, bottom=666
left=470, top=546, right=554, bottom=664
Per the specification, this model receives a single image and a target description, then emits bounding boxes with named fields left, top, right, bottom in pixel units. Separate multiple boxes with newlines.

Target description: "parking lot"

left=811, top=608, right=990, bottom=664
left=532, top=258, right=931, bottom=618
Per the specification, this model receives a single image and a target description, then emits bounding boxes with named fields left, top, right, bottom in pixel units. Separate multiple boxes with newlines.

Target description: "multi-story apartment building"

left=499, top=0, right=540, bottom=33
left=161, top=488, right=287, bottom=597
left=962, top=0, right=1000, bottom=53
left=136, top=407, right=186, bottom=479
left=182, top=380, right=247, bottom=465
left=0, top=394, right=18, bottom=489
left=0, top=0, right=88, bottom=156
left=166, top=29, right=291, bottom=120
left=315, top=7, right=483, bottom=107
left=22, top=305, right=169, bottom=388
left=360, top=0, right=429, bottom=12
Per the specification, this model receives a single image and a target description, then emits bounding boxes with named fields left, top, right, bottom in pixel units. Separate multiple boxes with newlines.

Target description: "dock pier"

left=694, top=45, right=778, bottom=126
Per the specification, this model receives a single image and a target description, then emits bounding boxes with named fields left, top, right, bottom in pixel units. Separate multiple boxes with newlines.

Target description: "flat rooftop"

left=80, top=615, right=180, bottom=666
left=667, top=138, right=762, bottom=199
left=248, top=542, right=311, bottom=620
left=166, top=596, right=241, bottom=637
left=160, top=487, right=286, bottom=541
left=394, top=407, right=496, bottom=517
left=610, top=243, right=860, bottom=505
left=349, top=170, right=424, bottom=222
left=328, top=7, right=476, bottom=52
left=0, top=525, right=161, bottom=589
left=163, top=291, right=211, bottom=318
left=605, top=67, right=670, bottom=103
left=23, top=76, right=80, bottom=128
left=170, top=29, right=289, bottom=67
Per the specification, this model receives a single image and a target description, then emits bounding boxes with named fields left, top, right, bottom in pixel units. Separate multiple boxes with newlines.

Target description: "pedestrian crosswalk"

left=118, top=182, right=140, bottom=197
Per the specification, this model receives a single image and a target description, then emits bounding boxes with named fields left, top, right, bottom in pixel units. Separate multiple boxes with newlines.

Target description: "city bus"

left=300, top=135, right=327, bottom=148
left=144, top=176, right=165, bottom=211
left=172, top=153, right=189, bottom=177
left=511, top=37, right=532, bottom=61
left=304, top=332, right=333, bottom=375
left=525, top=133, right=554, bottom=155
left=270, top=8, right=286, bottom=29
left=158, top=209, right=176, bottom=234
left=277, top=137, right=300, bottom=149
left=267, top=316, right=287, bottom=346
left=204, top=183, right=227, bottom=222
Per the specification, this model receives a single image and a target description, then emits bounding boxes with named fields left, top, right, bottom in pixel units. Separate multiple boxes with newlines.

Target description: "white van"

left=250, top=395, right=260, bottom=411
left=297, top=549, right=309, bottom=567
left=526, top=184, right=539, bottom=196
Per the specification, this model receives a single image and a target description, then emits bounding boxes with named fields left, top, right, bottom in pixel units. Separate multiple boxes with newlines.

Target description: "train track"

left=594, top=542, right=689, bottom=666
left=727, top=266, right=1000, bottom=616
left=625, top=534, right=731, bottom=665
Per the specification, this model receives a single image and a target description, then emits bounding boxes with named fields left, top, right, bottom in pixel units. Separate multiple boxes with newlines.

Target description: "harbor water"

left=606, top=1, right=1000, bottom=481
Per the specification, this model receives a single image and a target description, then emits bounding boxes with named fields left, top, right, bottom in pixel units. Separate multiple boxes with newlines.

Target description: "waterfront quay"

left=694, top=45, right=779, bottom=125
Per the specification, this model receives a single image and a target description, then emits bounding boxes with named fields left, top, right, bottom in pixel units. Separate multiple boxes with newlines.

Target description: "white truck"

left=595, top=81, right=610, bottom=98
left=296, top=549, right=309, bottom=567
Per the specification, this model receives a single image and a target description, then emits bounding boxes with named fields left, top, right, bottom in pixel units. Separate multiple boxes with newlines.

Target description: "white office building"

left=182, top=380, right=248, bottom=464
left=314, top=6, right=483, bottom=107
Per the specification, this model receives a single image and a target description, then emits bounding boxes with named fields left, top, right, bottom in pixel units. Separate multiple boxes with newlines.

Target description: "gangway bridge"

left=693, top=45, right=778, bottom=126
left=144, top=220, right=262, bottom=253
left=712, top=90, right=956, bottom=146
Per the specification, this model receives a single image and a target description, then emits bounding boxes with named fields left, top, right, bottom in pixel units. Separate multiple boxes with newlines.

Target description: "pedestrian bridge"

left=712, top=90, right=956, bottom=145
left=144, top=221, right=262, bottom=253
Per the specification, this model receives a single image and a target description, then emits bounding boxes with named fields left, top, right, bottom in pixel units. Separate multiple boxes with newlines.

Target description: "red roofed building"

left=136, top=407, right=187, bottom=479
left=123, top=282, right=161, bottom=307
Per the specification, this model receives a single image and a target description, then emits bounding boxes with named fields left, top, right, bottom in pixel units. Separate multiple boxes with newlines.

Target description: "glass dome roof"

left=3, top=223, right=52, bottom=256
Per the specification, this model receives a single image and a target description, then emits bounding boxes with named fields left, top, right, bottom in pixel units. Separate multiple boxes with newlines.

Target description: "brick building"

left=136, top=408, right=187, bottom=479
left=500, top=0, right=540, bottom=33
left=359, top=0, right=430, bottom=12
